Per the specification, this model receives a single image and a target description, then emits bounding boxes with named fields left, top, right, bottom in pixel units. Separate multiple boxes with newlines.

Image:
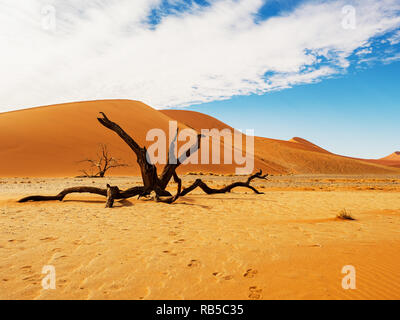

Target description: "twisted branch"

left=17, top=112, right=267, bottom=208
left=179, top=170, right=268, bottom=197
left=18, top=186, right=145, bottom=203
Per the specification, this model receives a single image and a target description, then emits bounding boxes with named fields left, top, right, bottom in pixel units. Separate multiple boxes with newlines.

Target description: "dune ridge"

left=381, top=151, right=400, bottom=161
left=163, top=109, right=400, bottom=175
left=0, top=99, right=398, bottom=177
left=361, top=152, right=400, bottom=169
left=1, top=101, right=400, bottom=300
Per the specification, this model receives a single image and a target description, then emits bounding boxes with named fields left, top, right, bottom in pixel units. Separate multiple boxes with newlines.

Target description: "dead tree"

left=78, top=144, right=128, bottom=177
left=18, top=112, right=268, bottom=207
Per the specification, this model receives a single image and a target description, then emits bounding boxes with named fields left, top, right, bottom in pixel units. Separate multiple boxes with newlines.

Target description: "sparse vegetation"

left=337, top=209, right=356, bottom=221
left=78, top=144, right=129, bottom=178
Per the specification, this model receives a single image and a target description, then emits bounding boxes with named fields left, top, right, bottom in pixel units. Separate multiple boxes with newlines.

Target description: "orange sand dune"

left=288, top=137, right=331, bottom=154
left=381, top=151, right=400, bottom=161
left=367, top=160, right=400, bottom=169
left=161, top=109, right=235, bottom=132
left=0, top=100, right=260, bottom=177
left=0, top=100, right=175, bottom=177
left=361, top=152, right=400, bottom=169
left=0, top=100, right=399, bottom=177
left=163, top=109, right=400, bottom=175
left=377, top=152, right=400, bottom=168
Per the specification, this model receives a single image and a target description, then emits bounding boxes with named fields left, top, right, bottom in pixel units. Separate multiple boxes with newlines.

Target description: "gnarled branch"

left=179, top=169, right=268, bottom=197
left=158, top=129, right=202, bottom=190
left=97, top=112, right=159, bottom=191
left=18, top=185, right=146, bottom=204
left=18, top=112, right=267, bottom=208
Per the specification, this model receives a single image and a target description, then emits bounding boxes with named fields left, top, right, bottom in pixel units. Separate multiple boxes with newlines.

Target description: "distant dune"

left=163, top=109, right=400, bottom=175
left=364, top=152, right=400, bottom=169
left=288, top=137, right=331, bottom=154
left=381, top=151, right=400, bottom=161
left=0, top=99, right=399, bottom=177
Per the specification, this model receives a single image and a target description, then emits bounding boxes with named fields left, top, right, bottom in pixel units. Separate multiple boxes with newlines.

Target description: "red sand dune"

left=161, top=109, right=235, bottom=132
left=0, top=99, right=399, bottom=177
left=288, top=137, right=331, bottom=154
left=381, top=151, right=400, bottom=161
left=364, top=152, right=400, bottom=169
left=163, top=109, right=400, bottom=175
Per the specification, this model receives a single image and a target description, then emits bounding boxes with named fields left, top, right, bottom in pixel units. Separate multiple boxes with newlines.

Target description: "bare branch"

left=97, top=112, right=159, bottom=190
left=179, top=170, right=268, bottom=197
left=158, top=132, right=202, bottom=190
left=78, top=143, right=129, bottom=177
left=19, top=111, right=267, bottom=208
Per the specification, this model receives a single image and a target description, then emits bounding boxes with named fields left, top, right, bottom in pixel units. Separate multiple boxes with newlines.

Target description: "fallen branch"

left=18, top=112, right=267, bottom=207
left=179, top=169, right=268, bottom=197
left=18, top=186, right=145, bottom=203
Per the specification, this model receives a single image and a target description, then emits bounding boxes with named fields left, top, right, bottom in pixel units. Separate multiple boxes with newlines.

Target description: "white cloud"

left=356, top=47, right=372, bottom=55
left=388, top=30, right=400, bottom=44
left=0, top=0, right=400, bottom=112
left=383, top=53, right=400, bottom=63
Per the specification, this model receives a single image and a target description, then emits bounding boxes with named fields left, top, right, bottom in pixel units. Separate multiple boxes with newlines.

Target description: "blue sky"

left=186, top=59, right=400, bottom=159
left=0, top=0, right=400, bottom=158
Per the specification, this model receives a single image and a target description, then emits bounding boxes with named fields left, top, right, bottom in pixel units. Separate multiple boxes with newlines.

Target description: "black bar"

left=1, top=300, right=395, bottom=319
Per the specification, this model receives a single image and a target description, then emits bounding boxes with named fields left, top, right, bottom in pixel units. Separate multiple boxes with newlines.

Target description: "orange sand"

left=163, top=109, right=400, bottom=175
left=381, top=152, right=400, bottom=161
left=0, top=99, right=399, bottom=177
left=1, top=100, right=400, bottom=300
left=0, top=175, right=400, bottom=300
left=362, top=152, right=400, bottom=169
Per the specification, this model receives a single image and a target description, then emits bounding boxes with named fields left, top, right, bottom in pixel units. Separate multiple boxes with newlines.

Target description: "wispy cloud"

left=388, top=29, right=400, bottom=44
left=0, top=0, right=400, bottom=112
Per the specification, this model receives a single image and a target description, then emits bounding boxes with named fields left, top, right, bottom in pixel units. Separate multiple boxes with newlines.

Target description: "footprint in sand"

left=21, top=266, right=32, bottom=270
left=55, top=255, right=68, bottom=260
left=8, top=239, right=26, bottom=243
left=187, top=259, right=201, bottom=268
left=22, top=274, right=41, bottom=282
left=212, top=272, right=233, bottom=281
left=109, top=283, right=122, bottom=290
left=248, top=286, right=263, bottom=300
left=40, top=237, right=58, bottom=242
left=243, top=269, right=258, bottom=278
left=162, top=250, right=178, bottom=256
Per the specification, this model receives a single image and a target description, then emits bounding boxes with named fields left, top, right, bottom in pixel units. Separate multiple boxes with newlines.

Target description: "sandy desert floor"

left=1, top=174, right=400, bottom=300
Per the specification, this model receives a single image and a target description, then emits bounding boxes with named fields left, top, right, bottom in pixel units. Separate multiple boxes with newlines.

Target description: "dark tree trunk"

left=105, top=184, right=120, bottom=208
left=18, top=112, right=267, bottom=207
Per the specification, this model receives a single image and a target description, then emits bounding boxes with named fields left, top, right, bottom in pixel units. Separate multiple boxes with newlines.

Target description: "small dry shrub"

left=337, top=209, right=356, bottom=221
